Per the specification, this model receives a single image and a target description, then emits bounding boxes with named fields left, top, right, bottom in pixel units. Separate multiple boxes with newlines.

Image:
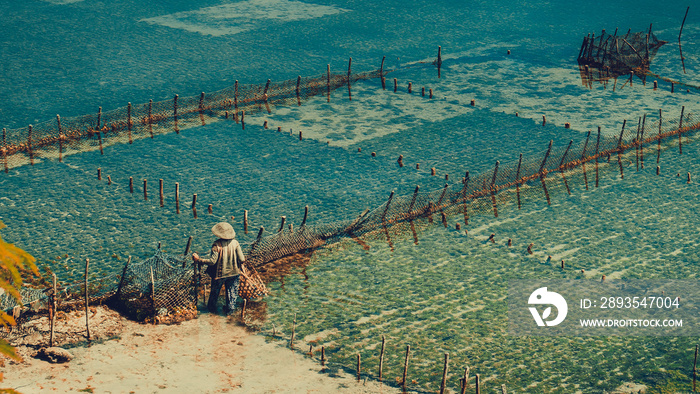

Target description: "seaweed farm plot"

left=260, top=133, right=700, bottom=394
left=0, top=63, right=383, bottom=171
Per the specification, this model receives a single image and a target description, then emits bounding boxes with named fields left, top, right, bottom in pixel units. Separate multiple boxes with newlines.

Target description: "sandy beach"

left=1, top=307, right=404, bottom=394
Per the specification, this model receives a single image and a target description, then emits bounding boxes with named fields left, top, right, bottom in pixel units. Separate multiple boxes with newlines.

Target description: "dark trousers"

left=207, top=275, right=240, bottom=315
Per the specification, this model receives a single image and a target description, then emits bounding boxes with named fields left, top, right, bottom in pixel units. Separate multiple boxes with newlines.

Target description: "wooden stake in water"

left=301, top=205, right=309, bottom=227
left=97, top=106, right=104, bottom=154
left=143, top=179, right=148, bottom=200
left=380, top=56, right=386, bottom=89
left=559, top=140, right=573, bottom=195
left=27, top=125, right=34, bottom=166
left=437, top=45, right=442, bottom=78
left=296, top=76, right=302, bottom=106
left=439, top=353, right=449, bottom=394
left=1, top=128, right=7, bottom=173
left=199, top=92, right=206, bottom=125
left=97, top=168, right=102, bottom=180
left=595, top=127, right=601, bottom=187
left=679, top=106, right=685, bottom=154
left=234, top=80, right=239, bottom=119
left=378, top=335, right=385, bottom=381
left=116, top=256, right=131, bottom=299
left=460, top=366, right=470, bottom=394
left=129, top=177, right=134, bottom=194
left=640, top=114, right=646, bottom=168
left=356, top=353, right=361, bottom=381
left=461, top=173, right=470, bottom=224
left=175, top=182, right=180, bottom=214
left=693, top=344, right=698, bottom=391
left=126, top=102, right=133, bottom=144
left=327, top=64, right=331, bottom=102
left=539, top=140, right=553, bottom=205
left=658, top=109, right=662, bottom=164
left=57, top=115, right=63, bottom=163
left=679, top=7, right=690, bottom=74
left=148, top=99, right=153, bottom=138
left=84, top=258, right=91, bottom=341
left=402, top=345, right=410, bottom=389
left=244, top=210, right=249, bottom=234
left=475, top=373, right=481, bottom=394
left=278, top=216, right=286, bottom=233
left=159, top=179, right=164, bottom=207
left=347, top=58, right=352, bottom=101
left=490, top=161, right=499, bottom=217
left=173, top=94, right=179, bottom=133
left=49, top=273, right=57, bottom=347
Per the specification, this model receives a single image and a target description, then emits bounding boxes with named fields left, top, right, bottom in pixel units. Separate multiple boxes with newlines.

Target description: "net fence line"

left=2, top=108, right=697, bottom=323
left=242, top=108, right=700, bottom=267
left=0, top=64, right=386, bottom=172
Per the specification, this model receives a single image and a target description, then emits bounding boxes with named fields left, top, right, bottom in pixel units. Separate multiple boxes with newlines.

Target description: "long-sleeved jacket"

left=198, top=238, right=245, bottom=280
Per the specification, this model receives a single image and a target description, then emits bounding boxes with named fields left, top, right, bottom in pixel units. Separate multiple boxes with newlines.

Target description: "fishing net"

left=577, top=27, right=666, bottom=78
left=0, top=66, right=383, bottom=172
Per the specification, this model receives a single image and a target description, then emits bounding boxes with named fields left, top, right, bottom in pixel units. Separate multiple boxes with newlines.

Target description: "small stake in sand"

left=84, top=258, right=91, bottom=341
left=290, top=313, right=296, bottom=349
left=49, top=273, right=57, bottom=347
left=150, top=266, right=156, bottom=325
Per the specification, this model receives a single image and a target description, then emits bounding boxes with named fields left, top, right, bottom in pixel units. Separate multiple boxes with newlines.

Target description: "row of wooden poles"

left=3, top=49, right=425, bottom=172
left=93, top=168, right=310, bottom=240
left=1, top=47, right=449, bottom=173
left=285, top=318, right=700, bottom=393
left=284, top=314, right=497, bottom=394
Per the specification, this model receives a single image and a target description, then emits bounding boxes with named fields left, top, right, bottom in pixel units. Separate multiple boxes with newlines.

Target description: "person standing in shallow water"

left=192, top=222, right=246, bottom=315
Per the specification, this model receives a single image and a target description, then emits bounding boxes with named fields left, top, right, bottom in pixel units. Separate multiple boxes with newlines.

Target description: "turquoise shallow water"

left=1, top=0, right=700, bottom=392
